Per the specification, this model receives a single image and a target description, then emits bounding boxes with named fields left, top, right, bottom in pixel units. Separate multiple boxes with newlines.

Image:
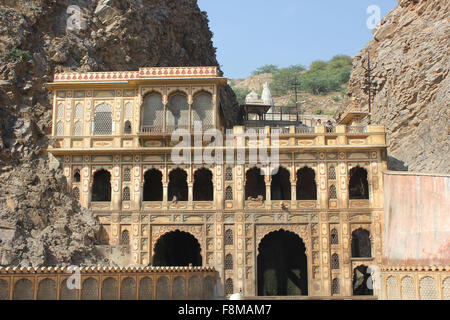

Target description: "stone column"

left=188, top=183, right=194, bottom=209
left=163, top=182, right=168, bottom=206
left=133, top=164, right=141, bottom=210
left=265, top=175, right=271, bottom=209
left=112, top=165, right=121, bottom=211
left=319, top=212, right=331, bottom=296
left=215, top=165, right=224, bottom=210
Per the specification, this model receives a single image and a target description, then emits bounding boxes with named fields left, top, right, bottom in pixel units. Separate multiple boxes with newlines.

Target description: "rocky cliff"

left=0, top=0, right=238, bottom=267
left=337, top=0, right=449, bottom=173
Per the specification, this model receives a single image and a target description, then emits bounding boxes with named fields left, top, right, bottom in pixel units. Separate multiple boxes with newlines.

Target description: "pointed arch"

left=167, top=92, right=189, bottom=128
left=144, top=169, right=163, bottom=201
left=271, top=166, right=291, bottom=200
left=349, top=166, right=369, bottom=199
left=168, top=168, right=188, bottom=202
left=193, top=168, right=213, bottom=201
left=142, top=92, right=164, bottom=127
left=93, top=103, right=112, bottom=135
left=92, top=169, right=111, bottom=202
left=245, top=167, right=266, bottom=200
left=296, top=166, right=317, bottom=200
left=193, top=91, right=213, bottom=127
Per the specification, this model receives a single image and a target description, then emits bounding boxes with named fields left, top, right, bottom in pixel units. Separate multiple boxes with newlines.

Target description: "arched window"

left=225, top=279, right=234, bottom=295
left=168, top=169, right=188, bottom=201
left=167, top=93, right=189, bottom=128
left=142, top=93, right=164, bottom=128
left=351, top=228, right=371, bottom=258
left=245, top=167, right=266, bottom=200
left=56, top=122, right=64, bottom=136
left=225, top=167, right=233, bottom=181
left=74, top=169, right=81, bottom=183
left=271, top=167, right=291, bottom=201
left=57, top=103, right=64, bottom=119
left=332, top=278, right=340, bottom=295
left=330, top=228, right=339, bottom=245
left=143, top=169, right=163, bottom=201
left=122, top=187, right=130, bottom=201
left=120, top=230, right=130, bottom=246
left=74, top=121, right=82, bottom=136
left=349, top=166, right=369, bottom=199
left=329, top=185, right=337, bottom=199
left=328, top=166, right=336, bottom=180
left=92, top=170, right=111, bottom=202
left=296, top=167, right=317, bottom=200
left=75, top=103, right=83, bottom=119
left=194, top=168, right=213, bottom=201
left=225, top=186, right=233, bottom=201
left=225, top=254, right=233, bottom=270
left=73, top=187, right=80, bottom=201
left=193, top=92, right=213, bottom=127
left=225, top=229, right=233, bottom=246
left=93, top=103, right=112, bottom=135
left=331, top=253, right=340, bottom=269
left=124, top=102, right=133, bottom=118
left=123, top=168, right=131, bottom=182
left=124, top=120, right=132, bottom=134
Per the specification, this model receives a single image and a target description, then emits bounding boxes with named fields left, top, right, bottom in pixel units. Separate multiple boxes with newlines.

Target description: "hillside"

left=231, top=74, right=344, bottom=115
left=337, top=0, right=449, bottom=173
left=0, top=0, right=238, bottom=267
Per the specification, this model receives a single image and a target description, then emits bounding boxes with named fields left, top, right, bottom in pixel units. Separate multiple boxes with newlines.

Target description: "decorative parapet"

left=0, top=266, right=218, bottom=300
left=380, top=265, right=450, bottom=300
left=52, top=66, right=219, bottom=83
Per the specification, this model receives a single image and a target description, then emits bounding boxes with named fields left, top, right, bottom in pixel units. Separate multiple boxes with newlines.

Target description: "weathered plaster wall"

left=383, top=171, right=450, bottom=266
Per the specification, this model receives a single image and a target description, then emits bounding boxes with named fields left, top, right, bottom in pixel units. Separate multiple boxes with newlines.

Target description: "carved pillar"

left=338, top=154, right=348, bottom=209
left=82, top=164, right=91, bottom=208
left=188, top=183, right=194, bottom=208
left=291, top=179, right=297, bottom=206
left=133, top=163, right=141, bottom=210
left=265, top=175, right=271, bottom=209
left=318, top=157, right=328, bottom=209
left=163, top=182, right=168, bottom=205
left=162, top=95, right=168, bottom=132
left=112, top=164, right=121, bottom=211
left=235, top=214, right=246, bottom=294
left=341, top=212, right=352, bottom=296
left=320, top=212, right=330, bottom=296
left=215, top=165, right=223, bottom=210
left=214, top=213, right=225, bottom=297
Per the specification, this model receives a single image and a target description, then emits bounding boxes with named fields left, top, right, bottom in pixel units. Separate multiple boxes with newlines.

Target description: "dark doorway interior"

left=245, top=167, right=266, bottom=200
left=296, top=167, right=317, bottom=200
left=168, top=169, right=188, bottom=201
left=351, top=228, right=372, bottom=258
left=193, top=168, right=213, bottom=201
left=143, top=169, right=163, bottom=201
left=153, top=231, right=202, bottom=267
left=271, top=167, right=291, bottom=201
left=353, top=265, right=373, bottom=296
left=92, top=170, right=111, bottom=202
left=257, top=230, right=308, bottom=296
left=349, top=166, right=369, bottom=199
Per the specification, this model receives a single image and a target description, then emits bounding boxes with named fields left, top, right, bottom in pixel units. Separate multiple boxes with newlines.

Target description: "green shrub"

left=7, top=47, right=31, bottom=62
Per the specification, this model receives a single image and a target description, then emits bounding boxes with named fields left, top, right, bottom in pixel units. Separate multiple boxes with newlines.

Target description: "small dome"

left=245, top=90, right=261, bottom=104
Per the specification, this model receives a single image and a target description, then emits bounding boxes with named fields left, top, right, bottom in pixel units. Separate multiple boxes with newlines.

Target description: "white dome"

left=245, top=90, right=261, bottom=104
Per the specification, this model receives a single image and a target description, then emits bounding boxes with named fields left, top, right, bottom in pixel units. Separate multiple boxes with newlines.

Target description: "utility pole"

left=291, top=76, right=301, bottom=122
left=362, top=52, right=377, bottom=124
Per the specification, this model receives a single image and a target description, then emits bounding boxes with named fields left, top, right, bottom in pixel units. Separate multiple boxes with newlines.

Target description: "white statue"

left=261, top=82, right=274, bottom=108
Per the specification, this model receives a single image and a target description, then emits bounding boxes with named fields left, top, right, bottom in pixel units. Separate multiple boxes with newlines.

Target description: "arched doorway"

left=271, top=167, right=291, bottom=201
left=257, top=230, right=308, bottom=296
left=153, top=230, right=202, bottom=267
left=92, top=170, right=111, bottom=202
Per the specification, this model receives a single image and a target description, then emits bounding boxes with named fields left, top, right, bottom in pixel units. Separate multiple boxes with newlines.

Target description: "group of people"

left=316, top=119, right=335, bottom=131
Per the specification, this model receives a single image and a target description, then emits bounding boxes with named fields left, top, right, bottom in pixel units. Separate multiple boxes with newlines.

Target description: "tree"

left=231, top=87, right=251, bottom=105
left=252, top=64, right=279, bottom=75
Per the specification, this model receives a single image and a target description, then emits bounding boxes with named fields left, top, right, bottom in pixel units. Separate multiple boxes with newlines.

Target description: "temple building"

left=39, top=66, right=447, bottom=300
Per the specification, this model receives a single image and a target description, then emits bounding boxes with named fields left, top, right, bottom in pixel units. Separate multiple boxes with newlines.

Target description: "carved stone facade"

left=47, top=67, right=389, bottom=298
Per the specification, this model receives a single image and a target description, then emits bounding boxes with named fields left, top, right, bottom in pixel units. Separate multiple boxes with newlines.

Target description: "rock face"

left=337, top=0, right=449, bottom=173
left=0, top=0, right=238, bottom=267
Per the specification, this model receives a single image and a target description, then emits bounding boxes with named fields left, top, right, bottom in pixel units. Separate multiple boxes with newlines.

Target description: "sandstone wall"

left=0, top=0, right=238, bottom=267
left=383, top=171, right=450, bottom=266
left=337, top=0, right=449, bottom=174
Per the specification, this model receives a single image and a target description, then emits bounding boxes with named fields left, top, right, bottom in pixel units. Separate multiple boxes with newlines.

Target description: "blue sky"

left=197, top=0, right=397, bottom=79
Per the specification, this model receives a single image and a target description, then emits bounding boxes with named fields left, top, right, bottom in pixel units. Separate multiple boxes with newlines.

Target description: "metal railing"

left=346, top=126, right=367, bottom=134
left=296, top=126, right=315, bottom=134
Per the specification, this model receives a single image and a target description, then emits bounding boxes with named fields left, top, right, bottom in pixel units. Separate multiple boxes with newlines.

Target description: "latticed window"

left=74, top=121, right=82, bottom=136
left=124, top=121, right=132, bottom=134
left=332, top=278, right=340, bottom=295
left=331, top=228, right=339, bottom=245
left=225, top=278, right=234, bottom=295
left=387, top=276, right=400, bottom=300
left=331, top=253, right=340, bottom=269
left=225, top=167, right=233, bottom=181
left=122, top=187, right=130, bottom=201
left=57, top=103, right=64, bottom=119
left=75, top=103, right=83, bottom=119
left=124, top=102, right=133, bottom=118
left=225, top=254, right=233, bottom=270
left=120, top=230, right=130, bottom=246
left=328, top=166, right=336, bottom=180
left=225, top=229, right=233, bottom=246
left=401, top=276, right=416, bottom=300
left=143, top=93, right=164, bottom=127
left=93, top=103, right=112, bottom=135
left=419, top=277, right=438, bottom=300
left=193, top=92, right=213, bottom=127
left=56, top=122, right=64, bottom=136
left=443, top=277, right=450, bottom=300
left=167, top=93, right=189, bottom=127
left=123, top=168, right=131, bottom=182
left=225, top=186, right=233, bottom=201
left=329, top=185, right=337, bottom=199
left=73, top=187, right=80, bottom=201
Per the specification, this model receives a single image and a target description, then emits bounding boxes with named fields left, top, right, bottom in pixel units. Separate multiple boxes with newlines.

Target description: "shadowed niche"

left=153, top=230, right=202, bottom=267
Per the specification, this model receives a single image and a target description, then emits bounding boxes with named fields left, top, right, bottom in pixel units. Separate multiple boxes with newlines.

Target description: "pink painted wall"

left=383, top=172, right=450, bottom=266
